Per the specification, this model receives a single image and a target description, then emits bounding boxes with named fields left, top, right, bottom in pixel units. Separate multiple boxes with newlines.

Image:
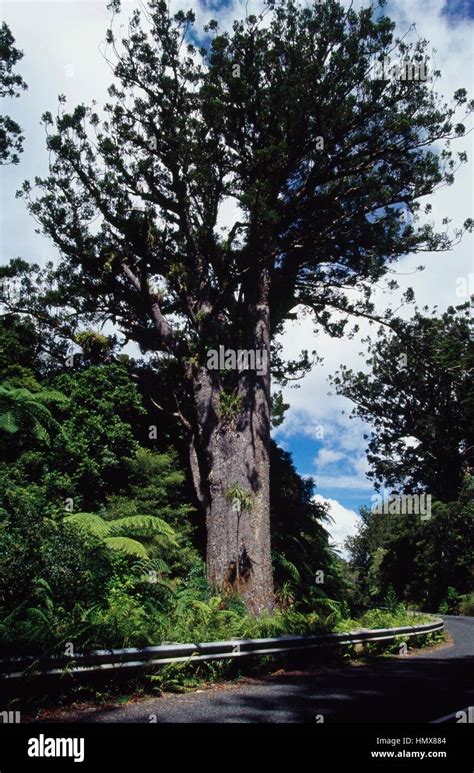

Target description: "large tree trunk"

left=189, top=269, right=274, bottom=614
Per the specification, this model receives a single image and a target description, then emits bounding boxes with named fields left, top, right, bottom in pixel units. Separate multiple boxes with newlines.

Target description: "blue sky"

left=279, top=435, right=374, bottom=512
left=1, top=0, right=473, bottom=552
left=442, top=0, right=474, bottom=21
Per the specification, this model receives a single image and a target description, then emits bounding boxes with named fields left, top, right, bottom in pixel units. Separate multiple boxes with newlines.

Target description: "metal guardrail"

left=0, top=618, right=444, bottom=680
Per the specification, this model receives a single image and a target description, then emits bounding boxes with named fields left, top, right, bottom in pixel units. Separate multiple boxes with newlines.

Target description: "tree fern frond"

left=104, top=536, right=149, bottom=558
left=273, top=551, right=301, bottom=583
left=64, top=512, right=111, bottom=537
left=0, top=410, right=18, bottom=433
left=132, top=557, right=170, bottom=576
left=109, top=515, right=177, bottom=543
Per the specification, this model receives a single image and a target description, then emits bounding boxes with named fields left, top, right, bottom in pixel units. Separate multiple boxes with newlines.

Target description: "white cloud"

left=400, top=435, right=422, bottom=449
left=276, top=409, right=329, bottom=440
left=315, top=474, right=372, bottom=491
left=314, top=495, right=360, bottom=559
left=315, top=448, right=344, bottom=467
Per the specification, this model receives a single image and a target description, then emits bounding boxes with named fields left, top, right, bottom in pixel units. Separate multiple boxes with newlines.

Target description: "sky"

left=1, top=0, right=473, bottom=556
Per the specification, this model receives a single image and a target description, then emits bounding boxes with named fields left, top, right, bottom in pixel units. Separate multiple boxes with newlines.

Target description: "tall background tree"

left=0, top=22, right=27, bottom=165
left=337, top=304, right=474, bottom=612
left=331, top=303, right=474, bottom=501
left=8, top=0, right=472, bottom=612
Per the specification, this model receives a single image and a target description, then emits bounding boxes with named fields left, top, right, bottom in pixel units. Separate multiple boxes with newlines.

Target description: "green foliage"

left=149, top=661, right=202, bottom=694
left=0, top=22, right=27, bottom=164
left=64, top=511, right=178, bottom=559
left=346, top=488, right=474, bottom=612
left=82, top=579, right=151, bottom=648
left=103, top=537, right=149, bottom=559
left=0, top=362, right=145, bottom=511
left=75, top=330, right=114, bottom=365
left=457, top=593, right=474, bottom=617
left=0, top=382, right=57, bottom=445
left=105, top=447, right=198, bottom=576
left=271, top=391, right=290, bottom=429
left=0, top=496, right=440, bottom=659
left=47, top=364, right=146, bottom=509
left=438, top=587, right=462, bottom=615
left=225, top=483, right=253, bottom=512
left=0, top=316, right=40, bottom=387
left=0, top=329, right=199, bottom=654
left=218, top=391, right=242, bottom=424
left=333, top=606, right=431, bottom=634
left=332, top=304, right=474, bottom=502
left=383, top=586, right=404, bottom=615
left=0, top=491, right=125, bottom=654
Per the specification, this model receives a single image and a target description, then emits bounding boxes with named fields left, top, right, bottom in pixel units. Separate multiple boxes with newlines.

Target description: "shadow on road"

left=63, top=652, right=473, bottom=724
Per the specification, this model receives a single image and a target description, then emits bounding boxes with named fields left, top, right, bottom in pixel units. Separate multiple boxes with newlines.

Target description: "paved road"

left=47, top=616, right=474, bottom=724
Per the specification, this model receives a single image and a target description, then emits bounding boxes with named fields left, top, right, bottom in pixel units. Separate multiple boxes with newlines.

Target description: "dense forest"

left=0, top=313, right=354, bottom=653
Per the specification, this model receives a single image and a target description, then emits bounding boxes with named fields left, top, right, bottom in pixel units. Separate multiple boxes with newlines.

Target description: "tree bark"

left=189, top=268, right=274, bottom=614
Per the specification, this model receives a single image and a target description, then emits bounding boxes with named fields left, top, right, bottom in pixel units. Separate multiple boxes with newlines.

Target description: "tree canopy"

left=0, top=22, right=27, bottom=165
left=331, top=303, right=474, bottom=501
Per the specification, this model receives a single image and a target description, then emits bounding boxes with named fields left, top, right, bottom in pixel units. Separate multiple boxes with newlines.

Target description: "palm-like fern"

left=64, top=512, right=178, bottom=559
left=273, top=551, right=302, bottom=585
left=0, top=382, right=59, bottom=445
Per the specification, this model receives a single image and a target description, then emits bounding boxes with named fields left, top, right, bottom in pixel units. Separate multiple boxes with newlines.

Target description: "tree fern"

left=104, top=536, right=149, bottom=559
left=64, top=513, right=111, bottom=537
left=273, top=551, right=301, bottom=584
left=109, top=515, right=178, bottom=545
left=0, top=381, right=57, bottom=444
left=132, top=557, right=171, bottom=578
left=64, top=511, right=178, bottom=559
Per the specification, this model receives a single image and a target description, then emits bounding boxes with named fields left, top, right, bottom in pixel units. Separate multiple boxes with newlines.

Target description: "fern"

left=132, top=557, right=171, bottom=577
left=64, top=513, right=110, bottom=537
left=104, top=536, right=149, bottom=559
left=0, top=382, right=57, bottom=444
left=0, top=409, right=18, bottom=433
left=64, top=511, right=178, bottom=559
left=110, top=515, right=178, bottom=544
left=273, top=551, right=301, bottom=584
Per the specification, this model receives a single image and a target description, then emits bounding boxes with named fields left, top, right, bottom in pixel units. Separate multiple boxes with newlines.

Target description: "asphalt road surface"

left=47, top=616, right=473, bottom=724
